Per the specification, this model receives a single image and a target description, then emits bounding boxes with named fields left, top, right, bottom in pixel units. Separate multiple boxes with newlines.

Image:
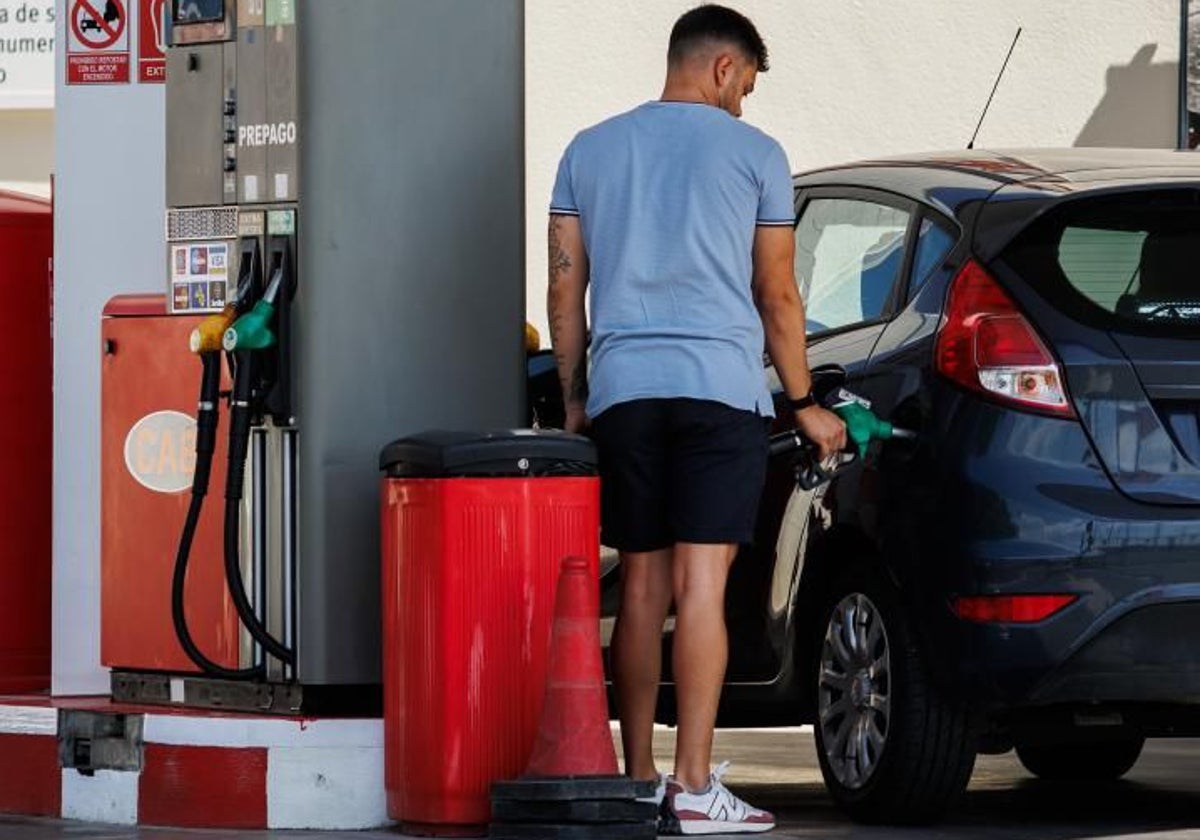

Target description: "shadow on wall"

left=1075, top=45, right=1178, bottom=148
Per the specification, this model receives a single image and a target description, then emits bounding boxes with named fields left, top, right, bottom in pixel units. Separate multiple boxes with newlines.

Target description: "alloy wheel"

left=818, top=592, right=892, bottom=790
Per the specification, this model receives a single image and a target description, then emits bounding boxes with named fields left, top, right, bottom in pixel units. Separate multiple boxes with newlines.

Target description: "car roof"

left=793, top=148, right=1200, bottom=221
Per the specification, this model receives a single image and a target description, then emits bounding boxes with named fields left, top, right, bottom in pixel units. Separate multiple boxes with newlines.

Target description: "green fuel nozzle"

left=768, top=387, right=917, bottom=490
left=222, top=268, right=283, bottom=352
left=829, top=392, right=916, bottom=459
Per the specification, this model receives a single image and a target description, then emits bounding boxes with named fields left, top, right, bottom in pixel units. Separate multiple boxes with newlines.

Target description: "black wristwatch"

left=786, top=391, right=816, bottom=411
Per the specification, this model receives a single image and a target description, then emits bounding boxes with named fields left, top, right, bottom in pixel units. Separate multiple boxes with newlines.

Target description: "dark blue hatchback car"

left=527, top=148, right=1200, bottom=825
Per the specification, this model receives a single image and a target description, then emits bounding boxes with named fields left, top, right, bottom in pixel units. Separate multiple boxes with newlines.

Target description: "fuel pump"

left=111, top=0, right=525, bottom=713
left=172, top=312, right=248, bottom=678
left=219, top=232, right=297, bottom=674
left=167, top=214, right=302, bottom=685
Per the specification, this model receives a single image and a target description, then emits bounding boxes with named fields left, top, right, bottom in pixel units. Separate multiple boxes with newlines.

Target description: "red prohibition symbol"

left=71, top=0, right=127, bottom=50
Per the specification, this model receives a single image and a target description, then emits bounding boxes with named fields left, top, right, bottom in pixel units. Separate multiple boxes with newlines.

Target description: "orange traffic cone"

left=524, top=556, right=619, bottom=777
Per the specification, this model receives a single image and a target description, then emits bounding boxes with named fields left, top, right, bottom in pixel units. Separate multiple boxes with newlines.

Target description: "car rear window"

left=1001, top=191, right=1200, bottom=333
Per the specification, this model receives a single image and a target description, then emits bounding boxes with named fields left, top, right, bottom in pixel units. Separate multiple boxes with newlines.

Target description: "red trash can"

left=379, top=430, right=600, bottom=836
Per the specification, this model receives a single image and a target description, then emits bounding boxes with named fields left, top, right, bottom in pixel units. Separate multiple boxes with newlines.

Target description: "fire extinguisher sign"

left=67, top=0, right=130, bottom=84
left=138, top=0, right=165, bottom=83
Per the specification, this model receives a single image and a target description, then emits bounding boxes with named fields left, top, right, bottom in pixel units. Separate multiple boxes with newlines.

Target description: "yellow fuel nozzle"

left=524, top=322, right=542, bottom=353
left=189, top=304, right=240, bottom=354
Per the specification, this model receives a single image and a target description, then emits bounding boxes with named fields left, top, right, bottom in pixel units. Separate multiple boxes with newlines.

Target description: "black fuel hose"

left=223, top=352, right=296, bottom=667
left=171, top=353, right=264, bottom=679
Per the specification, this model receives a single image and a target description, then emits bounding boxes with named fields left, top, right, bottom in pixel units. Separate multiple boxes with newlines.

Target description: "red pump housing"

left=101, top=295, right=239, bottom=673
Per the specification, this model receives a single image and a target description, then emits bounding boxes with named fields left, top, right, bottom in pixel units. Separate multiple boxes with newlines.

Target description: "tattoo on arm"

left=548, top=216, right=572, bottom=286
left=548, top=214, right=587, bottom=407
left=568, top=360, right=588, bottom=403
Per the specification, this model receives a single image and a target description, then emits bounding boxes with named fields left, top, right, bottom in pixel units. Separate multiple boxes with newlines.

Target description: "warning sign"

left=170, top=241, right=229, bottom=314
left=67, top=0, right=129, bottom=84
left=138, top=0, right=165, bottom=83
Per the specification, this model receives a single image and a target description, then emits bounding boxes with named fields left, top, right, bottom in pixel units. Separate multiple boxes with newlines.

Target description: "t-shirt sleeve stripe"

left=550, top=205, right=580, bottom=216
left=757, top=142, right=795, bottom=228
left=756, top=218, right=794, bottom=226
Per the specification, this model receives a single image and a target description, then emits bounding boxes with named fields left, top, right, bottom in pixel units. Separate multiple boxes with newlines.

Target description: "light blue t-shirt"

left=551, top=101, right=794, bottom=419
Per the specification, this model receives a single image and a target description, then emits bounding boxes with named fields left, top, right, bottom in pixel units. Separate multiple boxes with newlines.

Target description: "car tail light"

left=936, top=260, right=1075, bottom=418
left=951, top=594, right=1077, bottom=624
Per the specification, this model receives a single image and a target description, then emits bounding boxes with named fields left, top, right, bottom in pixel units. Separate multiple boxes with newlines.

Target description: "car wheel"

left=813, top=567, right=976, bottom=824
left=1016, top=738, right=1144, bottom=781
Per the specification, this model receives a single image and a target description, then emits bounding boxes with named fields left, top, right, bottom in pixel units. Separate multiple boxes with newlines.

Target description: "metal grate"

left=166, top=207, right=240, bottom=242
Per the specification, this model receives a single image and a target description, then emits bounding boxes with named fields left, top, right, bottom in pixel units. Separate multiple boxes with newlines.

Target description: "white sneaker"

left=635, top=772, right=667, bottom=806
left=662, top=762, right=775, bottom=835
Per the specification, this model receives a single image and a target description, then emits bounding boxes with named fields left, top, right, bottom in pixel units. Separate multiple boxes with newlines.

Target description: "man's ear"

left=713, top=52, right=736, bottom=88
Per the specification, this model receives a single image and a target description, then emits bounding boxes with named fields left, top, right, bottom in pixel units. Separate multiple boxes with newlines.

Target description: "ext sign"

left=0, top=1, right=54, bottom=107
left=138, top=0, right=164, bottom=83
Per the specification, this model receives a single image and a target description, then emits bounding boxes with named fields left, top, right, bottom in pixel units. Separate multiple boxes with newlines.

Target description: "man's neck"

left=660, top=78, right=715, bottom=107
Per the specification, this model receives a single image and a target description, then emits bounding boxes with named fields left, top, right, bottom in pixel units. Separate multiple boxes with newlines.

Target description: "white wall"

left=0, top=109, right=52, bottom=197
left=0, top=0, right=54, bottom=196
left=52, top=11, right=164, bottom=694
left=525, top=0, right=1181, bottom=337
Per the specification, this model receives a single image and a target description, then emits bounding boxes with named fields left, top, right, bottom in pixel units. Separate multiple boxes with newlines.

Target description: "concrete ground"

left=3, top=727, right=1199, bottom=839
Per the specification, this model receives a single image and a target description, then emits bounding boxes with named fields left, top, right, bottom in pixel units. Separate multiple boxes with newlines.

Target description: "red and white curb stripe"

left=0, top=702, right=388, bottom=830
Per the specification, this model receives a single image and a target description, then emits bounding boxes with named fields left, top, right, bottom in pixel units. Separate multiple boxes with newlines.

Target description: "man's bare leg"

left=611, top=548, right=674, bottom=781
left=671, top=542, right=738, bottom=791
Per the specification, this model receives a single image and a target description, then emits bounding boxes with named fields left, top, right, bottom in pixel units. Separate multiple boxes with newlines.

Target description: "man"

left=548, top=5, right=846, bottom=834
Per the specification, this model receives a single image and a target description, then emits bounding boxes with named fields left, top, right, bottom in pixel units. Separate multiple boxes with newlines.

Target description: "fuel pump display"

left=104, top=0, right=527, bottom=713
left=175, top=0, right=224, bottom=23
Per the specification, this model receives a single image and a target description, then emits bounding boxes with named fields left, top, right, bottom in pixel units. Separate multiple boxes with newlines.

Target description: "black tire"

left=1016, top=738, right=1144, bottom=782
left=812, top=566, right=977, bottom=824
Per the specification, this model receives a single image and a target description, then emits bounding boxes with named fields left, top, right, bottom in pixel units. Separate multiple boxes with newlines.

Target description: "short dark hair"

left=668, top=5, right=769, bottom=72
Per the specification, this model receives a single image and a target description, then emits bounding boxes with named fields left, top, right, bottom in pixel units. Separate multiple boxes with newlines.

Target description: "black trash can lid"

left=379, top=429, right=598, bottom=478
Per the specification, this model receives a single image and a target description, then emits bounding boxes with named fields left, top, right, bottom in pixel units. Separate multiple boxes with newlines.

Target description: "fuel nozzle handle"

left=190, top=304, right=240, bottom=355
left=831, top=399, right=916, bottom=459
left=222, top=266, right=283, bottom=353
left=768, top=387, right=918, bottom=490
left=191, top=245, right=262, bottom=355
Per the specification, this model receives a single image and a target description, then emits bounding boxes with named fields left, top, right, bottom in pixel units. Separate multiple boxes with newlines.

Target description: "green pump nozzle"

left=222, top=267, right=283, bottom=352
left=828, top=389, right=916, bottom=459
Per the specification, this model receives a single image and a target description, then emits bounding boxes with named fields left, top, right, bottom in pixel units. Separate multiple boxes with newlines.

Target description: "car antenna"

left=968, top=27, right=1023, bottom=150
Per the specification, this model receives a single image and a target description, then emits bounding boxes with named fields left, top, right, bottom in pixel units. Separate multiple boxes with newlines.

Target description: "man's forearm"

left=549, top=287, right=588, bottom=405
left=760, top=285, right=813, bottom=401
left=547, top=215, right=589, bottom=408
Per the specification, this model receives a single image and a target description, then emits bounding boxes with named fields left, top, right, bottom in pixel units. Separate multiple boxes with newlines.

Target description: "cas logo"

left=124, top=411, right=198, bottom=494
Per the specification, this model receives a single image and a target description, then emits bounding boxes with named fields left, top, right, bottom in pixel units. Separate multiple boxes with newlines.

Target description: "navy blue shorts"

left=590, top=398, right=769, bottom=553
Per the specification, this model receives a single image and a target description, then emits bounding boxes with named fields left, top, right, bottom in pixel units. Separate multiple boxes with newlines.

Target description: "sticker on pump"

left=190, top=247, right=208, bottom=275
left=170, top=241, right=231, bottom=314
left=124, top=411, right=198, bottom=494
left=209, top=245, right=228, bottom=274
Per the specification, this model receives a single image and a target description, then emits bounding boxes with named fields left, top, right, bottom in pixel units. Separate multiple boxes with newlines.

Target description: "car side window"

left=908, top=217, right=956, bottom=301
left=794, top=198, right=911, bottom=335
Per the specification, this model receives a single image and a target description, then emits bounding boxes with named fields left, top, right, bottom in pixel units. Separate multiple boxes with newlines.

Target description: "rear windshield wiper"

left=1133, top=301, right=1200, bottom=321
